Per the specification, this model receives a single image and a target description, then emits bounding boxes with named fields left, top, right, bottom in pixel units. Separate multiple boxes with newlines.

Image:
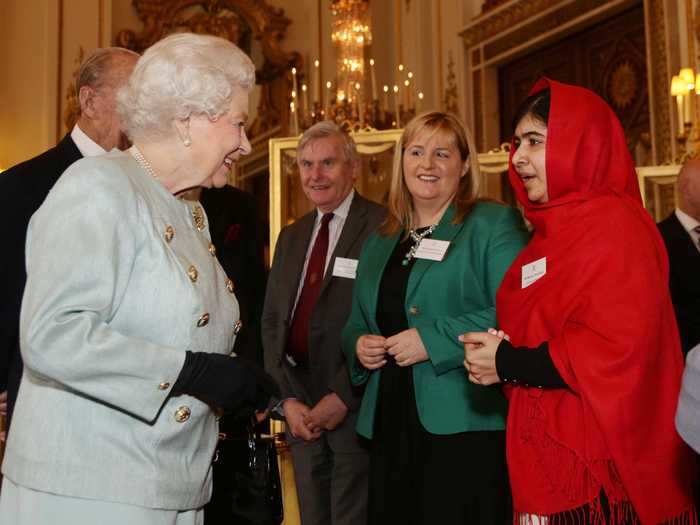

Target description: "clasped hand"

left=355, top=328, right=428, bottom=369
left=283, top=392, right=348, bottom=442
left=460, top=328, right=509, bottom=386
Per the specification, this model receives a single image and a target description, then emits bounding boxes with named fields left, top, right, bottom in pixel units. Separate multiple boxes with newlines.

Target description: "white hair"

left=117, top=32, right=255, bottom=141
left=297, top=120, right=358, bottom=163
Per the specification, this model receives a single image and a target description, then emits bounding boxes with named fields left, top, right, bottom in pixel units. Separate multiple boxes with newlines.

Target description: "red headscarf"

left=497, top=79, right=695, bottom=524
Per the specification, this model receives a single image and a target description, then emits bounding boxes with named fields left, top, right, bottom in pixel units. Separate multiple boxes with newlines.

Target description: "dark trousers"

left=368, top=362, right=510, bottom=525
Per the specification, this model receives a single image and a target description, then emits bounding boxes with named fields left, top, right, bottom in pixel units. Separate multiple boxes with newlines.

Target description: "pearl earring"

left=183, top=138, right=192, bottom=147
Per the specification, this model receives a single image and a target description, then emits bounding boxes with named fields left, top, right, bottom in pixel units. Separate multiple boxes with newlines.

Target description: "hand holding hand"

left=283, top=399, right=322, bottom=441
left=356, top=334, right=388, bottom=370
left=305, top=392, right=348, bottom=432
left=385, top=328, right=428, bottom=367
left=459, top=330, right=503, bottom=386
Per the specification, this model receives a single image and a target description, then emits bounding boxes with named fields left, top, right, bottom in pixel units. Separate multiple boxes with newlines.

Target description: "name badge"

left=332, top=257, right=358, bottom=279
left=521, top=257, right=546, bottom=288
left=414, top=239, right=450, bottom=261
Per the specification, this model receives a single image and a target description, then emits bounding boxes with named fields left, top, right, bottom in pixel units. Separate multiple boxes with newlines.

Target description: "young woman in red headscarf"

left=461, top=78, right=696, bottom=524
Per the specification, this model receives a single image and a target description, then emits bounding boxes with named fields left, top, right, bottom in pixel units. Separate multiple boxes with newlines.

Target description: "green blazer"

left=341, top=202, right=529, bottom=438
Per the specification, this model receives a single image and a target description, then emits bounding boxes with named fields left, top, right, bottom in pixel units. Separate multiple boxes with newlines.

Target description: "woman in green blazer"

left=341, top=112, right=529, bottom=525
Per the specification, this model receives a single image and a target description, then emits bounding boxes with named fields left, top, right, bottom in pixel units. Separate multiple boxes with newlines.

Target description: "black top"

left=376, top=229, right=426, bottom=337
left=496, top=340, right=567, bottom=388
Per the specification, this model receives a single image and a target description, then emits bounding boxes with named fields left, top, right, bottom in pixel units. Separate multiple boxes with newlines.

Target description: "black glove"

left=172, top=351, right=279, bottom=414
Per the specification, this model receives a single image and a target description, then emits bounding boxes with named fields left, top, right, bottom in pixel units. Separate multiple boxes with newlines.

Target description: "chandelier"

left=331, top=0, right=371, bottom=105
left=288, top=0, right=422, bottom=133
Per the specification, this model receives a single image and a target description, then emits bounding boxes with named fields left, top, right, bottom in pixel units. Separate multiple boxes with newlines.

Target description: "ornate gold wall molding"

left=461, top=0, right=672, bottom=165
left=460, top=0, right=562, bottom=48
left=444, top=51, right=459, bottom=115
left=646, top=0, right=672, bottom=164
left=114, top=0, right=300, bottom=138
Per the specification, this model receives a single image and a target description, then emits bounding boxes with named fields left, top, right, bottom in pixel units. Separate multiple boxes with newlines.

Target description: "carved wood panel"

left=498, top=5, right=649, bottom=162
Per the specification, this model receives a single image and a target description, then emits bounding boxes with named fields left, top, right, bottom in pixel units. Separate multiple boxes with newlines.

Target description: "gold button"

left=208, top=243, right=216, bottom=256
left=158, top=382, right=170, bottom=390
left=233, top=319, right=243, bottom=335
left=226, top=278, right=235, bottom=293
left=197, top=313, right=210, bottom=327
left=187, top=265, right=198, bottom=283
left=164, top=225, right=175, bottom=243
left=409, top=306, right=419, bottom=315
left=174, top=406, right=191, bottom=423
left=229, top=350, right=238, bottom=357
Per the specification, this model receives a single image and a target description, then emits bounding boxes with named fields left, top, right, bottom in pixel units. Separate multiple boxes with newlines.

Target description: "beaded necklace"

left=402, top=224, right=437, bottom=266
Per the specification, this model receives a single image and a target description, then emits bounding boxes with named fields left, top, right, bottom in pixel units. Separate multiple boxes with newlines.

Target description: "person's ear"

left=173, top=118, right=192, bottom=147
left=461, top=156, right=470, bottom=178
left=78, top=85, right=98, bottom=119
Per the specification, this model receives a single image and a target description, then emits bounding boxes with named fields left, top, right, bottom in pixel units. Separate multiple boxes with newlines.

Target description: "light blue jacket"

left=3, top=151, right=239, bottom=510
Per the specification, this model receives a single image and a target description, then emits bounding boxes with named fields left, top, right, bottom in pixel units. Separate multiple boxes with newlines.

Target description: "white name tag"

left=521, top=256, right=546, bottom=288
left=332, top=257, right=358, bottom=279
left=414, top=239, right=450, bottom=261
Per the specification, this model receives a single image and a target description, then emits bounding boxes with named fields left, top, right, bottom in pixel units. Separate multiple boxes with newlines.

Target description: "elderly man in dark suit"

left=263, top=121, right=385, bottom=525
left=0, top=46, right=138, bottom=434
left=658, top=159, right=700, bottom=356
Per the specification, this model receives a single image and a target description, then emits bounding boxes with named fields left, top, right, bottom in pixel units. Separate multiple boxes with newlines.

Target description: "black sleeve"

left=495, top=339, right=568, bottom=389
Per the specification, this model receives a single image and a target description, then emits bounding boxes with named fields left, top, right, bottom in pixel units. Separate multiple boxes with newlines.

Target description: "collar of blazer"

left=363, top=203, right=465, bottom=315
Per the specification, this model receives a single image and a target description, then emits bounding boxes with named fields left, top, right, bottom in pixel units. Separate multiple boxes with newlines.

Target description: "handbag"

left=205, top=424, right=283, bottom=525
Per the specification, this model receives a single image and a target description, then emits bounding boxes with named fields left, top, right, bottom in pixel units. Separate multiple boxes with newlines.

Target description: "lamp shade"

left=671, top=75, right=689, bottom=96
left=680, top=68, right=696, bottom=86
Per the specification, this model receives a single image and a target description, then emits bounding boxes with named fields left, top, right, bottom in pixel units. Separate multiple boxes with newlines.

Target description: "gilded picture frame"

left=268, top=129, right=403, bottom=256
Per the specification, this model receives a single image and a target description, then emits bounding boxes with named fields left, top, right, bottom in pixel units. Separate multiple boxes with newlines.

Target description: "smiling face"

left=188, top=88, right=251, bottom=188
left=297, top=135, right=358, bottom=213
left=402, top=128, right=468, bottom=209
left=512, top=113, right=549, bottom=204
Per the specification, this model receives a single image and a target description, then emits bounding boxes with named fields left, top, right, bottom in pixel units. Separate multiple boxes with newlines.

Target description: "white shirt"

left=70, top=124, right=107, bottom=157
left=291, top=189, right=355, bottom=318
left=675, top=208, right=700, bottom=253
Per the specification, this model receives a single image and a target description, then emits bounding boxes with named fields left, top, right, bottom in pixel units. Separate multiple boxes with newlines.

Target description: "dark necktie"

left=287, top=213, right=334, bottom=364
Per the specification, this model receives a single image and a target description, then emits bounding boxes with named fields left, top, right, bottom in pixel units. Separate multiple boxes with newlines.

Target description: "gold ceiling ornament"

left=608, top=61, right=638, bottom=110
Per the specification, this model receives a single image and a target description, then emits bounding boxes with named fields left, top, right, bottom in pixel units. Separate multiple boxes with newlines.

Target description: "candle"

left=291, top=67, right=298, bottom=100
left=302, top=84, right=309, bottom=118
left=417, top=92, right=424, bottom=113
left=677, top=95, right=685, bottom=136
left=325, top=81, right=332, bottom=117
left=393, top=84, right=401, bottom=128
left=684, top=94, right=692, bottom=124
left=290, top=101, right=299, bottom=136
left=313, top=60, right=320, bottom=104
left=404, top=79, right=411, bottom=109
left=355, top=82, right=363, bottom=126
left=370, top=58, right=378, bottom=101
left=383, top=85, right=389, bottom=111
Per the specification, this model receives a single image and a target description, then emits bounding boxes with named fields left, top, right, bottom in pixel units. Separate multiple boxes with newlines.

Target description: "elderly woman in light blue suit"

left=0, top=33, right=276, bottom=525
